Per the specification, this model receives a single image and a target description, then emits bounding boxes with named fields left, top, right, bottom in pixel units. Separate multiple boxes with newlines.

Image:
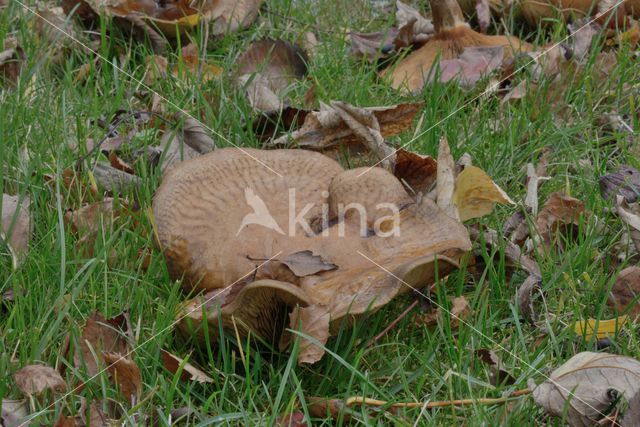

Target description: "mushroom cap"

left=154, top=148, right=472, bottom=363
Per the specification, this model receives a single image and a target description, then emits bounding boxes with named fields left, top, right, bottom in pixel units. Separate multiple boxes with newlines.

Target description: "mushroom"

left=381, top=0, right=530, bottom=92
left=153, top=148, right=471, bottom=363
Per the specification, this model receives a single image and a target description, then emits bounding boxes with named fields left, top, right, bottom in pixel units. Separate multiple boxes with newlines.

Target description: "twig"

left=367, top=300, right=419, bottom=347
left=345, top=388, right=531, bottom=409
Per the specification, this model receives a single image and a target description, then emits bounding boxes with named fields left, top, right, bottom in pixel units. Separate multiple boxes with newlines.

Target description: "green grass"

left=1, top=0, right=639, bottom=425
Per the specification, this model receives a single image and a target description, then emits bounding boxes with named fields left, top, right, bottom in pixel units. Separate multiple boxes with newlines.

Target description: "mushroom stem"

left=430, top=0, right=468, bottom=33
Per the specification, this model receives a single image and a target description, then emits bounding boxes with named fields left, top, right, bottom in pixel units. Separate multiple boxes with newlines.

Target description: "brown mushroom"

left=153, top=148, right=471, bottom=363
left=381, top=0, right=530, bottom=92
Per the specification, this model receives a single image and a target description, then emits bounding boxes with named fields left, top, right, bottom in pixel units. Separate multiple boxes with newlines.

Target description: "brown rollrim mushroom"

left=381, top=0, right=530, bottom=92
left=153, top=148, right=471, bottom=363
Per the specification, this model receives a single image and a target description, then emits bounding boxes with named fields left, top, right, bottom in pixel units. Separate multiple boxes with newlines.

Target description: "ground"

left=1, top=0, right=639, bottom=425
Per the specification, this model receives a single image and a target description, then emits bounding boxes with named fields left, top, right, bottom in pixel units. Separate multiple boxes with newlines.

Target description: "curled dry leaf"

left=608, top=266, right=640, bottom=318
left=160, top=350, right=214, bottom=383
left=102, top=353, right=141, bottom=401
left=534, top=192, right=585, bottom=254
left=1, top=399, right=28, bottom=427
left=393, top=149, right=438, bottom=196
left=159, top=112, right=216, bottom=173
left=415, top=296, right=470, bottom=329
left=615, top=196, right=640, bottom=253
left=154, top=148, right=471, bottom=363
left=600, top=166, right=640, bottom=203
left=517, top=274, right=543, bottom=323
left=1, top=194, right=31, bottom=261
left=529, top=352, right=640, bottom=427
left=0, top=37, right=25, bottom=86
left=14, top=364, right=66, bottom=396
left=381, top=0, right=529, bottom=92
left=475, top=348, right=516, bottom=386
left=269, top=101, right=421, bottom=168
left=93, top=163, right=141, bottom=193
left=453, top=165, right=514, bottom=222
left=236, top=39, right=307, bottom=113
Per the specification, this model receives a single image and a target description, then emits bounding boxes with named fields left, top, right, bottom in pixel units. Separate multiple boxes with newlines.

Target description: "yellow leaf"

left=453, top=165, right=514, bottom=222
left=573, top=315, right=628, bottom=340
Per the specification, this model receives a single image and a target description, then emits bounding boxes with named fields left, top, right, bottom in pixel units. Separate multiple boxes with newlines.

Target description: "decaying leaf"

left=573, top=315, right=628, bottom=341
left=269, top=101, right=420, bottom=168
left=453, top=165, right=514, bottom=222
left=236, top=39, right=307, bottom=113
left=1, top=194, right=31, bottom=261
left=14, top=364, right=66, bottom=396
left=102, top=352, right=141, bottom=401
left=534, top=192, right=585, bottom=254
left=68, top=312, right=132, bottom=377
left=1, top=399, right=28, bottom=427
left=64, top=198, right=127, bottom=255
left=475, top=348, right=516, bottom=386
left=393, top=149, right=438, bottom=195
left=608, top=267, right=640, bottom=318
left=160, top=350, right=214, bottom=383
left=615, top=196, right=640, bottom=253
left=307, top=397, right=351, bottom=421
left=155, top=148, right=471, bottom=363
left=530, top=352, right=640, bottom=426
left=600, top=166, right=640, bottom=203
left=92, top=163, right=141, bottom=193
left=159, top=113, right=216, bottom=173
left=0, top=37, right=25, bottom=86
left=173, top=43, right=222, bottom=83
left=517, top=274, right=543, bottom=323
left=415, top=296, right=470, bottom=330
left=381, top=0, right=529, bottom=92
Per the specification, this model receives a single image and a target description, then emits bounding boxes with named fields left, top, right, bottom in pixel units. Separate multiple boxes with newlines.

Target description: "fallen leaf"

left=276, top=412, right=308, bottom=427
left=475, top=348, right=516, bottom=386
left=0, top=38, right=25, bottom=86
left=14, top=364, right=66, bottom=396
left=69, top=312, right=132, bottom=377
left=108, top=152, right=135, bottom=174
left=393, top=148, right=438, bottom=196
left=535, top=192, right=585, bottom=254
left=160, top=350, right=214, bottom=383
left=453, top=165, right=514, bottom=222
left=573, top=316, right=628, bottom=341
left=173, top=43, right=222, bottom=83
left=416, top=296, right=470, bottom=330
left=395, top=1, right=434, bottom=43
left=530, top=352, right=640, bottom=426
left=437, top=137, right=458, bottom=220
left=600, top=166, right=640, bottom=203
left=208, top=0, right=263, bottom=36
left=144, top=55, right=168, bottom=85
left=237, top=39, right=307, bottom=113
left=608, top=267, right=640, bottom=318
left=79, top=399, right=111, bottom=427
left=1, top=399, right=28, bottom=427
left=307, top=397, right=351, bottom=421
left=1, top=194, right=31, bottom=260
left=615, top=196, right=640, bottom=253
left=269, top=101, right=420, bottom=167
left=102, top=353, right=141, bottom=402
left=516, top=274, right=544, bottom=324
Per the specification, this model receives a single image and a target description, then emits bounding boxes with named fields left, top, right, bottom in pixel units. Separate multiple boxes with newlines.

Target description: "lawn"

left=1, top=0, right=639, bottom=425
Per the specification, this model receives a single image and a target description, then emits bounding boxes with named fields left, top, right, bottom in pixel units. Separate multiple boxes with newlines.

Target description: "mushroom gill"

left=153, top=148, right=471, bottom=363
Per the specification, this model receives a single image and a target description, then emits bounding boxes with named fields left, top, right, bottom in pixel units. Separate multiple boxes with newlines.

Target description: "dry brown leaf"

left=79, top=399, right=111, bottom=427
left=608, top=266, right=640, bottom=318
left=144, top=55, right=168, bottom=85
left=0, top=38, right=25, bottom=86
left=155, top=148, right=471, bottom=363
left=108, top=152, right=135, bottom=174
left=160, top=350, right=214, bottom=383
left=517, top=274, right=543, bottom=323
left=1, top=399, right=28, bottom=427
left=535, top=192, right=585, bottom=254
left=393, top=149, right=438, bottom=196
left=600, top=166, right=640, bottom=203
left=615, top=196, right=640, bottom=253
left=453, top=165, right=514, bottom=221
left=475, top=348, right=516, bottom=386
left=69, top=312, right=132, bottom=377
left=307, top=397, right=351, bottom=421
left=529, top=352, right=640, bottom=426
left=381, top=0, right=528, bottom=92
left=102, top=352, right=141, bottom=401
left=437, top=137, right=459, bottom=220
left=415, top=296, right=470, bottom=329
left=237, top=39, right=307, bottom=113
left=93, top=163, right=141, bottom=192
left=208, top=0, right=263, bottom=36
left=173, top=43, right=222, bottom=83
left=269, top=101, right=420, bottom=166
left=1, top=194, right=31, bottom=261
left=14, top=364, right=66, bottom=396
left=64, top=198, right=125, bottom=246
